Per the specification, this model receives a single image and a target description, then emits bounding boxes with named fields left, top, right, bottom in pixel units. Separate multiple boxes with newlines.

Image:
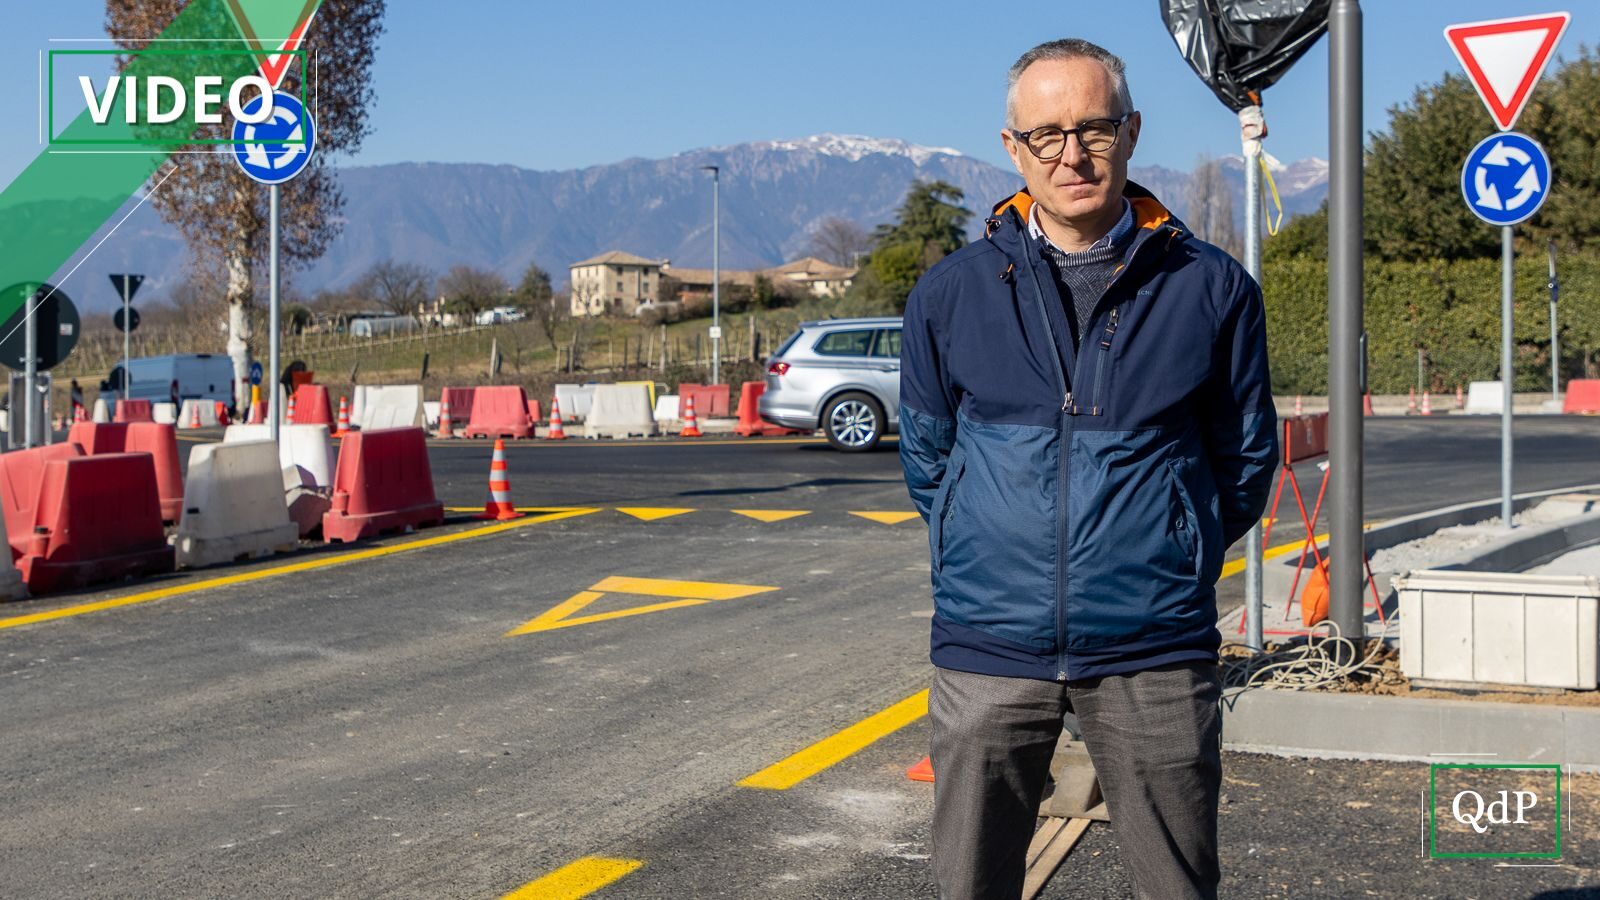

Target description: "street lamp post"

left=701, top=165, right=721, bottom=386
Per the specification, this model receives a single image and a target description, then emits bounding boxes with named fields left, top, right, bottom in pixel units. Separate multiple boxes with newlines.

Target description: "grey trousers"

left=929, top=661, right=1222, bottom=900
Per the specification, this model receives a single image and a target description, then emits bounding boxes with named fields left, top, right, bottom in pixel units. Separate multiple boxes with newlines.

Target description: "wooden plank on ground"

left=1022, top=816, right=1092, bottom=899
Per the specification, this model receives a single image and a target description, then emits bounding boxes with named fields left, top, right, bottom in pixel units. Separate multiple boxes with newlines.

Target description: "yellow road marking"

left=731, top=509, right=811, bottom=523
left=1220, top=532, right=1329, bottom=579
left=738, top=690, right=930, bottom=791
left=444, top=506, right=590, bottom=514
left=615, top=507, right=695, bottom=521
left=0, top=508, right=599, bottom=632
left=850, top=511, right=920, bottom=525
left=589, top=576, right=776, bottom=600
left=507, top=576, right=779, bottom=635
left=503, top=856, right=643, bottom=899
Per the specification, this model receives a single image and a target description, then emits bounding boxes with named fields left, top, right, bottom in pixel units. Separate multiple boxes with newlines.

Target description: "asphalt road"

left=2, top=416, right=1597, bottom=898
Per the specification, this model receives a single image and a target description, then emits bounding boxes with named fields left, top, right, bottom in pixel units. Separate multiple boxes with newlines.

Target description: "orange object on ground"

left=547, top=398, right=568, bottom=440
left=287, top=392, right=298, bottom=422
left=476, top=439, right=525, bottom=521
left=906, top=756, right=935, bottom=783
left=679, top=394, right=704, bottom=437
left=114, top=399, right=154, bottom=423
left=188, top=402, right=202, bottom=429
left=1293, top=395, right=1303, bottom=416
left=464, top=385, right=535, bottom=439
left=321, top=427, right=445, bottom=543
left=215, top=400, right=231, bottom=427
left=733, top=381, right=807, bottom=437
left=66, top=422, right=186, bottom=523
left=6, top=451, right=174, bottom=593
left=1301, top=559, right=1331, bottom=627
left=1564, top=379, right=1600, bottom=414
left=437, top=395, right=455, bottom=439
left=1362, top=393, right=1374, bottom=416
left=335, top=395, right=352, bottom=437
left=1456, top=384, right=1466, bottom=410
left=289, top=384, right=333, bottom=426
left=1420, top=391, right=1433, bottom=416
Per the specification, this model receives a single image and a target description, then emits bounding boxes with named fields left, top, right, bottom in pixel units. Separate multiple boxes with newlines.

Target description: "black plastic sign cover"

left=109, top=273, right=144, bottom=302
left=114, top=306, right=141, bottom=333
left=1161, top=0, right=1331, bottom=112
left=0, top=282, right=80, bottom=371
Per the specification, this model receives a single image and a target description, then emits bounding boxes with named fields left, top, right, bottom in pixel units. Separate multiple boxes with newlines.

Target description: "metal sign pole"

left=269, top=183, right=282, bottom=443
left=122, top=278, right=131, bottom=401
left=711, top=168, right=721, bottom=387
left=1501, top=225, right=1514, bottom=527
left=1548, top=240, right=1559, bottom=406
left=1328, top=0, right=1366, bottom=641
left=22, top=289, right=37, bottom=448
left=1243, top=142, right=1264, bottom=652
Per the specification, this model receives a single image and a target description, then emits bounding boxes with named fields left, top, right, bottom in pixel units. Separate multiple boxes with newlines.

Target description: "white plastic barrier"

left=586, top=384, right=657, bottom=438
left=1465, top=381, right=1504, bottom=415
left=154, top=402, right=178, bottom=424
left=91, top=398, right=112, bottom=423
left=359, top=384, right=423, bottom=430
left=422, top=401, right=441, bottom=429
left=224, top=423, right=337, bottom=490
left=177, top=398, right=220, bottom=428
left=554, top=383, right=595, bottom=422
left=653, top=394, right=680, bottom=425
left=175, top=439, right=298, bottom=568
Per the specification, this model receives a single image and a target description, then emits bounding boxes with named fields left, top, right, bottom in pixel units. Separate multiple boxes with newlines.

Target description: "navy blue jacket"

left=899, top=182, right=1278, bottom=682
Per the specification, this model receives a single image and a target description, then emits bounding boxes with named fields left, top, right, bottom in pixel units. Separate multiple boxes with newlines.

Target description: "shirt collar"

left=1028, top=198, right=1133, bottom=253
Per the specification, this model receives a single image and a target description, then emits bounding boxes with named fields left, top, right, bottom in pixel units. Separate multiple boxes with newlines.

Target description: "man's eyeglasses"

left=1010, top=112, right=1135, bottom=160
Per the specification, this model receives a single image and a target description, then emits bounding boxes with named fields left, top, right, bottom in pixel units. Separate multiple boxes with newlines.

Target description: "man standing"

left=899, top=39, right=1278, bottom=899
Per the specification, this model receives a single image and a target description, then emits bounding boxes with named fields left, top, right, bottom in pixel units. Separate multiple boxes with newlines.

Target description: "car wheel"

left=823, top=392, right=884, bottom=452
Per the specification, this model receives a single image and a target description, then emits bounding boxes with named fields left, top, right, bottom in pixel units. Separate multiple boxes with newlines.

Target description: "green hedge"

left=1262, top=253, right=1600, bottom=394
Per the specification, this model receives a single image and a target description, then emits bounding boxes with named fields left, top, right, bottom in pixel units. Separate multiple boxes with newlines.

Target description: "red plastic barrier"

left=125, top=423, right=185, bottom=523
left=13, top=453, right=173, bottom=593
left=114, top=399, right=154, bottom=423
left=464, top=385, right=535, bottom=439
left=67, top=421, right=129, bottom=454
left=0, top=443, right=84, bottom=558
left=1564, top=379, right=1600, bottom=415
left=526, top=398, right=544, bottom=425
left=322, top=427, right=445, bottom=543
left=1280, top=413, right=1330, bottom=465
left=678, top=383, right=732, bottom=419
left=290, top=371, right=316, bottom=390
left=62, top=422, right=184, bottom=523
left=290, top=384, right=334, bottom=426
left=734, top=381, right=808, bottom=436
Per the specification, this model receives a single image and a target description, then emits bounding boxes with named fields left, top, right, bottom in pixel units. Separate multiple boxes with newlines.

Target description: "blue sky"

left=1, top=0, right=1591, bottom=187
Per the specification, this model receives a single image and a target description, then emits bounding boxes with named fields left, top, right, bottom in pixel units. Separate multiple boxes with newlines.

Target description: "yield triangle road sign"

left=224, top=0, right=323, bottom=91
left=1444, top=12, right=1570, bottom=131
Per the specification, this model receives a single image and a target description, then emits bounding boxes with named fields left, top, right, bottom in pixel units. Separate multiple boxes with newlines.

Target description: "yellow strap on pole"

left=1259, top=154, right=1285, bottom=236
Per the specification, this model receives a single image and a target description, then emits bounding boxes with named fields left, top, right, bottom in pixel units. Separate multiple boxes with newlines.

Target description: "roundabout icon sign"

left=231, top=90, right=315, bottom=185
left=1460, top=131, right=1549, bottom=227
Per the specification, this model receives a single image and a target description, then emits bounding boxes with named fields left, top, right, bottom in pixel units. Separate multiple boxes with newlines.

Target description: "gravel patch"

left=1369, top=499, right=1592, bottom=575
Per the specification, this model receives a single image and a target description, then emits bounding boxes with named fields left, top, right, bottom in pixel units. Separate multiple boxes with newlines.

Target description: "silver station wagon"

left=758, top=316, right=903, bottom=452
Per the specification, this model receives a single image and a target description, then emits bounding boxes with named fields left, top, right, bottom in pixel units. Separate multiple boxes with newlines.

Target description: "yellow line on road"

left=738, top=689, right=930, bottom=791
left=1220, top=532, right=1330, bottom=579
left=0, top=508, right=599, bottom=632
left=502, top=856, right=643, bottom=899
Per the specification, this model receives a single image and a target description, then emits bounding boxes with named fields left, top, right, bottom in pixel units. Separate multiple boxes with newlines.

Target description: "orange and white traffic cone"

left=906, top=755, right=934, bottom=783
left=679, top=394, right=704, bottom=437
left=1421, top=390, right=1433, bottom=416
left=476, top=438, right=525, bottom=521
left=215, top=400, right=231, bottom=427
left=1363, top=392, right=1375, bottom=417
left=1293, top=395, right=1303, bottom=417
left=334, top=395, right=351, bottom=437
left=1407, top=388, right=1417, bottom=415
left=437, top=396, right=454, bottom=439
left=547, top=397, right=568, bottom=440
left=1456, top=384, right=1465, bottom=410
left=73, top=402, right=86, bottom=423
left=189, top=402, right=202, bottom=429
left=248, top=384, right=265, bottom=424
left=287, top=392, right=298, bottom=425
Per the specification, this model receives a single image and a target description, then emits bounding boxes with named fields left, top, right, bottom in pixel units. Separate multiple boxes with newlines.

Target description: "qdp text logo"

left=1429, top=764, right=1561, bottom=859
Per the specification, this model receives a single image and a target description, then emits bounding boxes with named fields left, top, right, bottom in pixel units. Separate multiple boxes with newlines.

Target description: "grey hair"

left=1005, top=39, right=1134, bottom=128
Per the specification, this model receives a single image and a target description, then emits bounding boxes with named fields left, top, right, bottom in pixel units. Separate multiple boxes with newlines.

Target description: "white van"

left=104, top=354, right=235, bottom=407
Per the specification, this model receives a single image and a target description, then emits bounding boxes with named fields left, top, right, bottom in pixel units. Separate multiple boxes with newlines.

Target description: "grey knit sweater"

left=1034, top=202, right=1136, bottom=342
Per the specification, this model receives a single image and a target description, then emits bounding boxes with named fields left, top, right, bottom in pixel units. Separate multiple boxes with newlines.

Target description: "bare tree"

left=105, top=0, right=387, bottom=408
left=355, top=260, right=433, bottom=316
left=808, top=216, right=873, bottom=267
left=438, top=265, right=508, bottom=318
left=1185, top=156, right=1241, bottom=259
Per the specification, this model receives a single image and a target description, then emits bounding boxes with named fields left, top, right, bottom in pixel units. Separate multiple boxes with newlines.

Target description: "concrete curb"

left=1221, top=685, right=1600, bottom=771
left=1427, top=509, right=1600, bottom=573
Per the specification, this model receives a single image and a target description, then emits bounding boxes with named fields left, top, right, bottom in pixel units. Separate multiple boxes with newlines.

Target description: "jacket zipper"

left=1015, top=235, right=1074, bottom=682
left=1090, top=307, right=1119, bottom=414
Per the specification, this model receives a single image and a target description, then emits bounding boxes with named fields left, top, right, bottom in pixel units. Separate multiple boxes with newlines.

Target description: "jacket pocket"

left=931, top=457, right=966, bottom=577
left=1166, top=458, right=1202, bottom=582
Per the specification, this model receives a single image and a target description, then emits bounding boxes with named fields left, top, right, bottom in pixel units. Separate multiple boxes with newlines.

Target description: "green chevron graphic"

left=0, top=0, right=321, bottom=327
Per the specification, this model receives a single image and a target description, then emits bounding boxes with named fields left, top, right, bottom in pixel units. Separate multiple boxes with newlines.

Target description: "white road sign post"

left=1445, top=11, right=1568, bottom=529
